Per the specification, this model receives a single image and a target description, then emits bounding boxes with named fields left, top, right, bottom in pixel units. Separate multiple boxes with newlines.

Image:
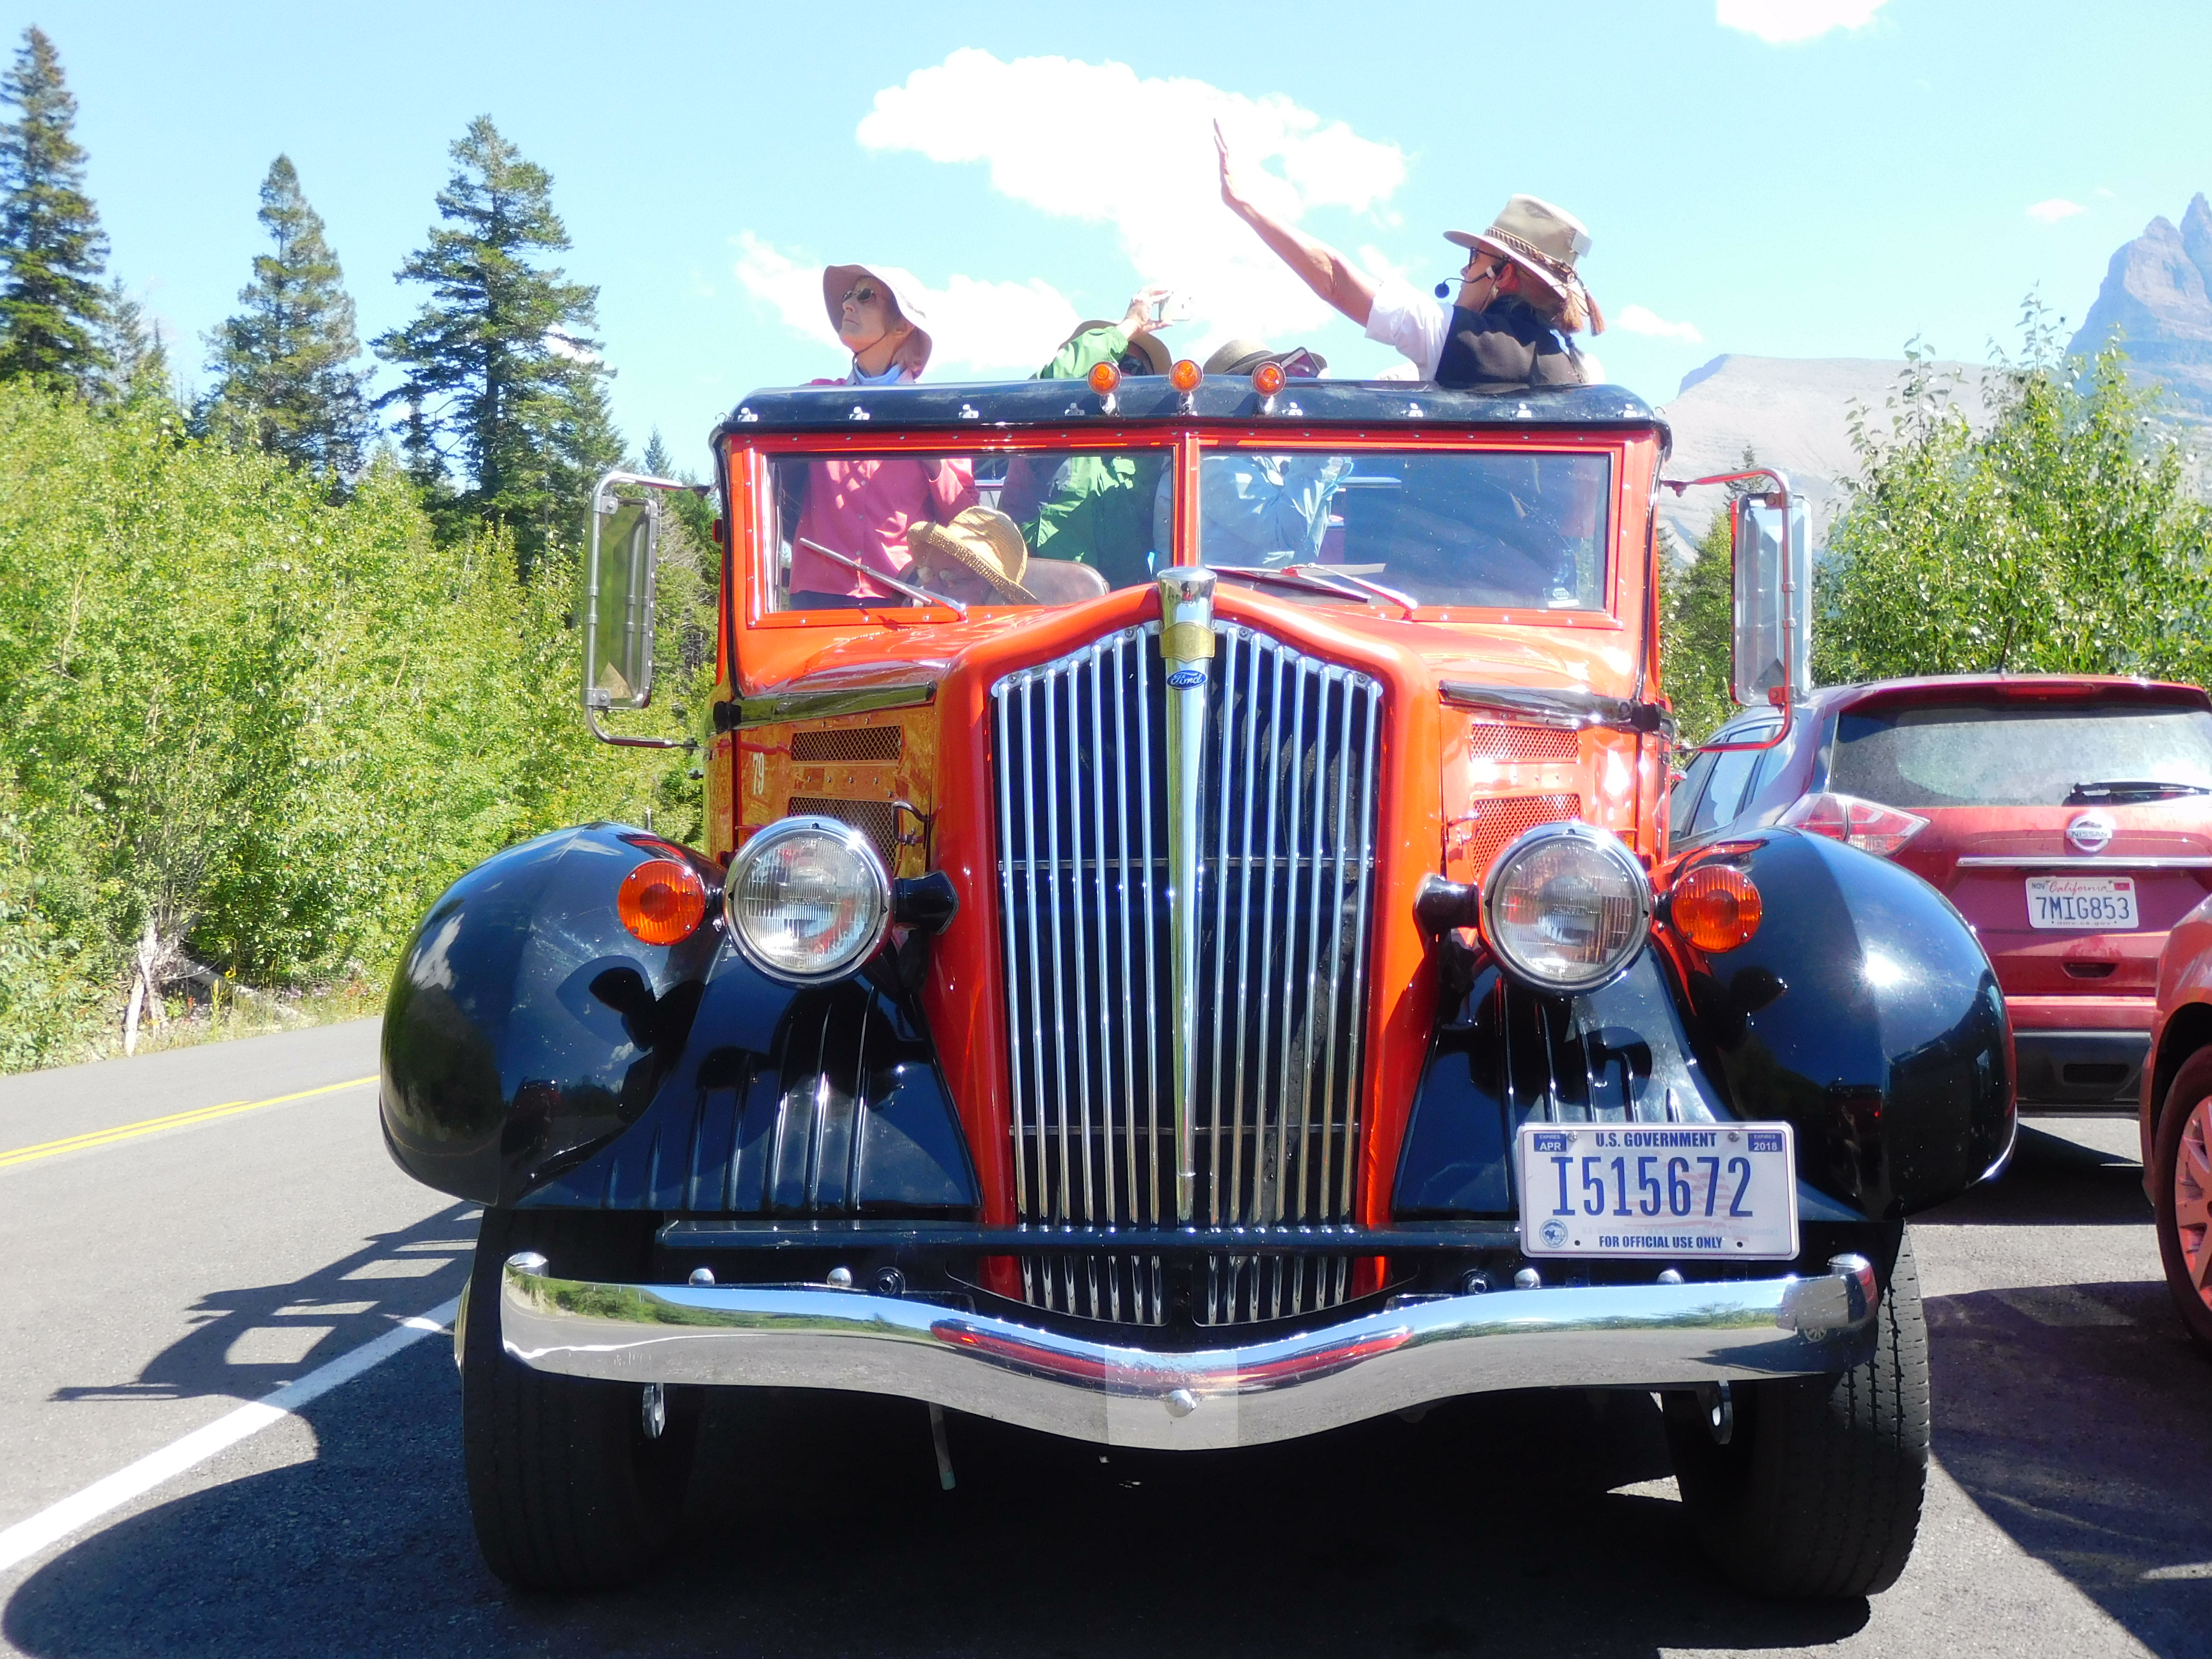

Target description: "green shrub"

left=0, top=381, right=700, bottom=1068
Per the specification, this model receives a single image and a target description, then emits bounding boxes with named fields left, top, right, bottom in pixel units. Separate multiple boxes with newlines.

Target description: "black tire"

left=1663, top=1232, right=1930, bottom=1599
left=2152, top=1047, right=2212, bottom=1353
left=461, top=1207, right=699, bottom=1591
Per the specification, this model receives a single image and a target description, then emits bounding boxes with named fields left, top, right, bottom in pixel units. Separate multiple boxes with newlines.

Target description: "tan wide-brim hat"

left=1446, top=195, right=1602, bottom=328
left=1202, top=338, right=1327, bottom=377
left=1064, top=320, right=1172, bottom=378
left=908, top=506, right=1036, bottom=604
left=823, top=262, right=934, bottom=375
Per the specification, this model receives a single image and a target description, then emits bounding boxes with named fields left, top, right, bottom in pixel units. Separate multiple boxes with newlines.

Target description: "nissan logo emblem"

left=2067, top=811, right=2115, bottom=854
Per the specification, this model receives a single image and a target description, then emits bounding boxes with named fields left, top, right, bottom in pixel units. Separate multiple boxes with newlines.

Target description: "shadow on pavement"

left=1921, top=1113, right=2212, bottom=1657
left=1929, top=1277, right=2212, bottom=1658
left=48, top=1203, right=477, bottom=1407
left=1922, top=1117, right=2152, bottom=1228
left=4, top=1339, right=1873, bottom=1659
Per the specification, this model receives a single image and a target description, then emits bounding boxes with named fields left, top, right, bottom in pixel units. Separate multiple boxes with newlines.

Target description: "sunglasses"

left=841, top=283, right=882, bottom=308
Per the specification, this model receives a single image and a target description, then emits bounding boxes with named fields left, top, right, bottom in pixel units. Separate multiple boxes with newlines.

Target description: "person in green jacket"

left=998, top=289, right=1176, bottom=591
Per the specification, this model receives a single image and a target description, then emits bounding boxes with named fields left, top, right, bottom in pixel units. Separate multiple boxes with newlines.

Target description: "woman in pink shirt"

left=787, top=263, right=976, bottom=606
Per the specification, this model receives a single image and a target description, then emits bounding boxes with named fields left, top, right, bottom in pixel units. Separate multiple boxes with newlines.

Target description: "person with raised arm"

left=1213, top=121, right=1602, bottom=388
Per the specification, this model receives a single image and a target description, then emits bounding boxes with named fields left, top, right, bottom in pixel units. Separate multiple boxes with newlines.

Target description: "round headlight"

left=724, top=817, right=891, bottom=984
left=1479, top=821, right=1651, bottom=994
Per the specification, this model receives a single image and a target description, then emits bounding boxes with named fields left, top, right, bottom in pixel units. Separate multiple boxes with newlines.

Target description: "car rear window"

left=1828, top=700, right=2212, bottom=808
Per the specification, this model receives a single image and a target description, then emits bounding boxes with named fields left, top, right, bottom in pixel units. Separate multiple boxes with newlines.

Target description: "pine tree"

left=204, top=155, right=371, bottom=476
left=641, top=428, right=670, bottom=479
left=0, top=27, right=107, bottom=387
left=373, top=116, right=621, bottom=571
left=92, top=276, right=168, bottom=407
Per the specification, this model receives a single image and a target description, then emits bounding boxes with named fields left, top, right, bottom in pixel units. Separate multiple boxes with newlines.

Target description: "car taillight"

left=1779, top=792, right=1929, bottom=856
left=617, top=857, right=710, bottom=945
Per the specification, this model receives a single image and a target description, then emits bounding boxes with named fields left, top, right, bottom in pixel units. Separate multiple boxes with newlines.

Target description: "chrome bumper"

left=500, top=1252, right=1879, bottom=1451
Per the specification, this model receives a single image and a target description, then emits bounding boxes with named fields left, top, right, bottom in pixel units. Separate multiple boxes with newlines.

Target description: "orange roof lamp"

left=1168, top=359, right=1203, bottom=393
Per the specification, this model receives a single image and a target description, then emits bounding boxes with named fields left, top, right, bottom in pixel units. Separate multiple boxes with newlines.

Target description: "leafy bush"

left=0, top=380, right=701, bottom=1067
left=1816, top=312, right=2212, bottom=685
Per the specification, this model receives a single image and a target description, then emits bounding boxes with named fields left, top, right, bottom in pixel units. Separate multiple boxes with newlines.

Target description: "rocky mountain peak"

left=2068, top=198, right=2212, bottom=421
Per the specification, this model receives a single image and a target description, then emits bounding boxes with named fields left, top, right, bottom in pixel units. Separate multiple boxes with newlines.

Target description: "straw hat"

left=1063, top=320, right=1172, bottom=378
left=822, top=263, right=935, bottom=374
left=1445, top=196, right=1605, bottom=333
left=1202, top=339, right=1327, bottom=377
left=907, top=507, right=1036, bottom=604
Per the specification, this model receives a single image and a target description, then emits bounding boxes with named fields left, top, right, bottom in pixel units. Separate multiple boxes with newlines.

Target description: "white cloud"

left=2027, top=198, right=2087, bottom=224
left=733, top=231, right=841, bottom=350
left=1717, top=0, right=1890, bottom=44
left=731, top=229, right=1081, bottom=376
left=1611, top=304, right=1705, bottom=344
left=852, top=50, right=1408, bottom=355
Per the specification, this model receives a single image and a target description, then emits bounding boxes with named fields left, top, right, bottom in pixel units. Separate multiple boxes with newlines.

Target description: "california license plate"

left=1515, top=1122, right=1800, bottom=1260
left=2026, top=874, right=2136, bottom=929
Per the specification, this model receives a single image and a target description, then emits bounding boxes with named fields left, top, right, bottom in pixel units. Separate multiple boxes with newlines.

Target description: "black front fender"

left=1678, top=828, right=2014, bottom=1216
left=378, top=822, right=976, bottom=1216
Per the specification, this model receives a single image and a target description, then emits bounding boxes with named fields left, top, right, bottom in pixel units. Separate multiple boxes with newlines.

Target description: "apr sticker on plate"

left=1515, top=1122, right=1800, bottom=1260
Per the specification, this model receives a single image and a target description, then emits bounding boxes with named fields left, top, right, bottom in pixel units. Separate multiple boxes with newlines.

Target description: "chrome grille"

left=992, top=622, right=1382, bottom=1321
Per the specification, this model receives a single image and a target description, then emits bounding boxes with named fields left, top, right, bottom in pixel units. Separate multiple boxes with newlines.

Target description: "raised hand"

left=1121, top=286, right=1174, bottom=337
left=1214, top=120, right=1250, bottom=218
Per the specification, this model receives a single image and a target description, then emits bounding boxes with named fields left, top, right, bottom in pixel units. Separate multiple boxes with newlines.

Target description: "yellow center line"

left=0, top=1075, right=379, bottom=1168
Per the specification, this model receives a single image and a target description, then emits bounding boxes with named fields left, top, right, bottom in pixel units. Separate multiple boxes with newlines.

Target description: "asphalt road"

left=2, top=1021, right=2210, bottom=1658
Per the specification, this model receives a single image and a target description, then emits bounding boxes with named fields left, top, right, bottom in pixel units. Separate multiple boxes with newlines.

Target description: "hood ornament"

left=1157, top=567, right=1216, bottom=1224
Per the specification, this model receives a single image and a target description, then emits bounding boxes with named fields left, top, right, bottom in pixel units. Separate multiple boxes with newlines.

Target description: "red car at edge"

left=1674, top=674, right=2212, bottom=1126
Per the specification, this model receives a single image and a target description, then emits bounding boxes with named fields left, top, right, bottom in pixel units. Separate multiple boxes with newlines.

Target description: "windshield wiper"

left=1212, top=563, right=1417, bottom=618
left=797, top=538, right=968, bottom=619
left=2066, top=779, right=2212, bottom=804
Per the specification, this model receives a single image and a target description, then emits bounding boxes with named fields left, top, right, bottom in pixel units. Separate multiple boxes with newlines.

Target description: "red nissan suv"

left=1671, top=675, right=2212, bottom=1110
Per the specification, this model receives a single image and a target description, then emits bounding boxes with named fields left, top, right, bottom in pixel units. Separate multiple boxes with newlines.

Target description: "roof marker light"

left=1169, top=359, right=1203, bottom=393
left=1087, top=361, right=1121, bottom=395
left=1251, top=361, right=1286, bottom=397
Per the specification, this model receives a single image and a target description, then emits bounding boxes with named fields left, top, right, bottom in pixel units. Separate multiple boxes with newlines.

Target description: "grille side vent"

left=1466, top=723, right=1579, bottom=762
left=1464, top=792, right=1582, bottom=882
left=787, top=796, right=899, bottom=871
left=792, top=725, right=901, bottom=763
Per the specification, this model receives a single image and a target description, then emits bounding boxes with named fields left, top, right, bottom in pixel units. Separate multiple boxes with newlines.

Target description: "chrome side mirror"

left=583, top=470, right=705, bottom=750
left=1729, top=489, right=1809, bottom=708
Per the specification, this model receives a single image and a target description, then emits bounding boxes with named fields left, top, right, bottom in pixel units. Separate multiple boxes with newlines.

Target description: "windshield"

left=1196, top=447, right=1611, bottom=613
left=1828, top=700, right=2212, bottom=808
left=767, top=447, right=1175, bottom=612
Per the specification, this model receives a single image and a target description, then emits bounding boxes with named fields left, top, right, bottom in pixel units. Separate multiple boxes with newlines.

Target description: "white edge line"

left=0, top=1296, right=460, bottom=1575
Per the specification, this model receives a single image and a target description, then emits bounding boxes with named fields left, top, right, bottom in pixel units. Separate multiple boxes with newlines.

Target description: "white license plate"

left=1515, top=1122, right=1800, bottom=1260
left=2026, top=874, right=2136, bottom=930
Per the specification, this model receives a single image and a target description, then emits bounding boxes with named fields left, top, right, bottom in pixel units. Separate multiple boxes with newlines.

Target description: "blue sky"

left=21, top=0, right=2212, bottom=471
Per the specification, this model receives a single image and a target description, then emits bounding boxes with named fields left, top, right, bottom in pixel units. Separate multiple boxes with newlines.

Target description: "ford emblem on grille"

left=1166, top=667, right=1206, bottom=688
left=2067, top=811, right=2115, bottom=854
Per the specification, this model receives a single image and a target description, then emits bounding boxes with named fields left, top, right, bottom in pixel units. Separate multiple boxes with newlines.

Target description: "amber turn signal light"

left=1169, top=358, right=1203, bottom=393
left=1250, top=361, right=1286, bottom=397
left=1086, top=360, right=1121, bottom=395
left=617, top=857, right=709, bottom=946
left=1668, top=864, right=1762, bottom=953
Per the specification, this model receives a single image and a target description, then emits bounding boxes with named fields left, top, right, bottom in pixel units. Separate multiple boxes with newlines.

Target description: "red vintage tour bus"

left=379, top=367, right=2014, bottom=1599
